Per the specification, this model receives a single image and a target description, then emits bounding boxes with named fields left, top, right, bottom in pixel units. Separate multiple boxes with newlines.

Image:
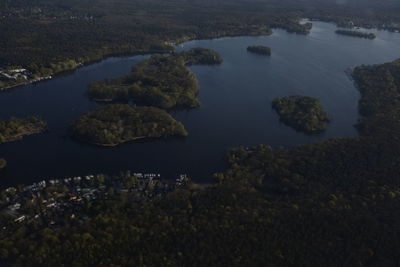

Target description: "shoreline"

left=1, top=128, right=47, bottom=144
left=0, top=29, right=275, bottom=92
left=74, top=133, right=188, bottom=147
left=0, top=76, right=53, bottom=91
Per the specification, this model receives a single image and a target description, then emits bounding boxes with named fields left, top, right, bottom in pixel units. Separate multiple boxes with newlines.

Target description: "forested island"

left=0, top=116, right=47, bottom=144
left=335, top=29, right=376, bottom=39
left=272, top=95, right=330, bottom=133
left=88, top=48, right=222, bottom=109
left=247, top=45, right=272, bottom=56
left=70, top=104, right=187, bottom=146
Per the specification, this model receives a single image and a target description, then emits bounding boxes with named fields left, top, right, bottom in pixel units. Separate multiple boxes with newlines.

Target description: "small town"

left=0, top=171, right=188, bottom=233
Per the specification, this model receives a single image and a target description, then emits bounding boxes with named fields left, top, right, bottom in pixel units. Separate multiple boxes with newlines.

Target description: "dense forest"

left=247, top=45, right=272, bottom=55
left=88, top=48, right=222, bottom=109
left=335, top=29, right=376, bottom=39
left=272, top=95, right=330, bottom=133
left=0, top=116, right=47, bottom=144
left=1, top=59, right=400, bottom=266
left=1, top=0, right=400, bottom=90
left=2, top=0, right=400, bottom=265
left=70, top=104, right=187, bottom=146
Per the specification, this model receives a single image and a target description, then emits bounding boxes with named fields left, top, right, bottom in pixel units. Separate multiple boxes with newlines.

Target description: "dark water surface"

left=1, top=22, right=400, bottom=187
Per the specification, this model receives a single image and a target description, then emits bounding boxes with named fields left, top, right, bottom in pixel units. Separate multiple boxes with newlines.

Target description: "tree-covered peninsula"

left=352, top=59, right=400, bottom=136
left=272, top=95, right=330, bottom=133
left=247, top=45, right=272, bottom=56
left=0, top=116, right=47, bottom=144
left=87, top=48, right=222, bottom=109
left=88, top=55, right=198, bottom=108
left=70, top=104, right=187, bottom=146
left=335, top=29, right=376, bottom=39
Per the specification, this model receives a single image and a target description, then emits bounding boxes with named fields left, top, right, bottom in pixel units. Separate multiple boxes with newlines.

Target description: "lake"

left=1, top=21, right=400, bottom=187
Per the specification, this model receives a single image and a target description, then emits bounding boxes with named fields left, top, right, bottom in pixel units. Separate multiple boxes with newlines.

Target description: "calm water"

left=1, top=21, right=400, bottom=187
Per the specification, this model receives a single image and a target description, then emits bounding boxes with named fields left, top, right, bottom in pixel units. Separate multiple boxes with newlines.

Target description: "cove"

left=1, top=21, right=400, bottom=187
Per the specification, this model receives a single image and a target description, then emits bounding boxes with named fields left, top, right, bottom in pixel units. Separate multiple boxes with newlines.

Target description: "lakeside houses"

left=0, top=68, right=53, bottom=90
left=0, top=172, right=189, bottom=233
left=0, top=69, right=29, bottom=80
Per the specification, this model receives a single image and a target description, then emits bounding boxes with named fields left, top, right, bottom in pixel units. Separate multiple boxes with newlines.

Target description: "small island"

left=70, top=104, right=188, bottom=146
left=247, top=45, right=272, bottom=56
left=179, top=47, right=223, bottom=65
left=87, top=48, right=223, bottom=109
left=335, top=30, right=376, bottom=39
left=0, top=158, right=6, bottom=169
left=272, top=95, right=330, bottom=133
left=0, top=116, right=47, bottom=144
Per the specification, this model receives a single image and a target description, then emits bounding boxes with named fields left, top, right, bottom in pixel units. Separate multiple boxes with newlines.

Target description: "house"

left=14, top=215, right=26, bottom=223
left=9, top=203, right=21, bottom=211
